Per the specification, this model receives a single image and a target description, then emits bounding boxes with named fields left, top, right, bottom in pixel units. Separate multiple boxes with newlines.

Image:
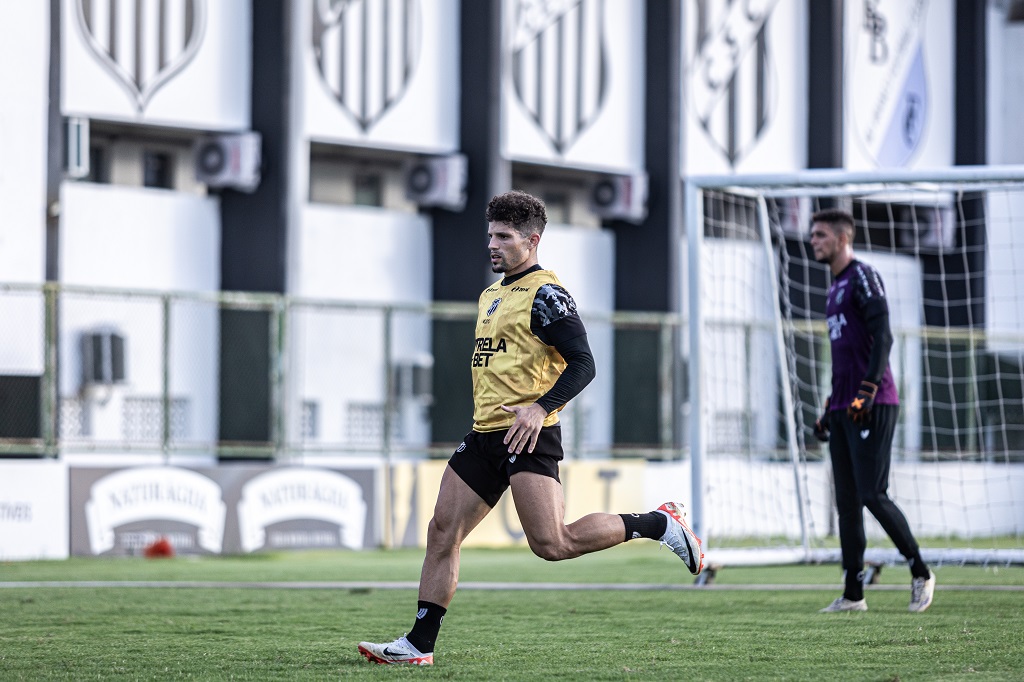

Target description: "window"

left=510, top=162, right=601, bottom=228
left=354, top=173, right=383, bottom=207
left=87, top=145, right=109, bottom=183
left=543, top=192, right=570, bottom=224
left=301, top=400, right=320, bottom=440
left=307, top=143, right=418, bottom=211
left=143, top=151, right=174, bottom=189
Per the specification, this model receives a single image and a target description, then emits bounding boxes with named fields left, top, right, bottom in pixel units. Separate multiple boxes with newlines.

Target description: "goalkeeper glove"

left=813, top=397, right=831, bottom=442
left=847, top=381, right=878, bottom=425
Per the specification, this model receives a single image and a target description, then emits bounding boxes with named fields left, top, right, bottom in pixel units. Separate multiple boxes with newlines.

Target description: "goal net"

left=683, top=166, right=1024, bottom=567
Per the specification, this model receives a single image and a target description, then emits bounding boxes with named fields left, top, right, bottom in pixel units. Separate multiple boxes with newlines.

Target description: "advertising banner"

left=0, top=460, right=69, bottom=560
left=844, top=0, right=954, bottom=169
left=391, top=458, right=648, bottom=548
left=69, top=464, right=377, bottom=556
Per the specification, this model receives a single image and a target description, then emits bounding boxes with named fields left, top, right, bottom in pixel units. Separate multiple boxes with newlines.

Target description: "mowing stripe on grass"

left=2, top=580, right=1022, bottom=591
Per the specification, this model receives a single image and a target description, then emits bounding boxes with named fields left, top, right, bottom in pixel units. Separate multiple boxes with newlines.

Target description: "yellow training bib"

left=471, top=270, right=567, bottom=431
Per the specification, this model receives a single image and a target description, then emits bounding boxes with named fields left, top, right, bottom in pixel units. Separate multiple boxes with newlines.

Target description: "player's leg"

left=360, top=434, right=500, bottom=665
left=850, top=404, right=934, bottom=611
left=850, top=405, right=925, bottom=567
left=509, top=466, right=703, bottom=574
left=821, top=413, right=869, bottom=611
left=510, top=470, right=623, bottom=560
left=419, top=464, right=493, bottom=607
left=358, top=465, right=491, bottom=665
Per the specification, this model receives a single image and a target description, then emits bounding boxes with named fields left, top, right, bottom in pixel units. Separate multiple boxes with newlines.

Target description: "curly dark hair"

left=485, top=190, right=548, bottom=237
left=811, top=207, right=855, bottom=241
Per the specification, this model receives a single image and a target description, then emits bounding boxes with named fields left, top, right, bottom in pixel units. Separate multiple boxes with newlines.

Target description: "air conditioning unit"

left=194, top=132, right=261, bottom=192
left=81, top=329, right=126, bottom=386
left=404, top=154, right=467, bottom=211
left=391, top=360, right=433, bottom=404
left=589, top=172, right=649, bottom=223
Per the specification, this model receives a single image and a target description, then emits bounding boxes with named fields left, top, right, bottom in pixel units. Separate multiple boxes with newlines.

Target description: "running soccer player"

left=810, top=208, right=935, bottom=613
left=358, top=190, right=703, bottom=666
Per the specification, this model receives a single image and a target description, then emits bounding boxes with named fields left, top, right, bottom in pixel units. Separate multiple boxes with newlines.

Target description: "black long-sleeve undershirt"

left=535, top=331, right=596, bottom=414
left=862, top=297, right=894, bottom=385
left=500, top=265, right=596, bottom=414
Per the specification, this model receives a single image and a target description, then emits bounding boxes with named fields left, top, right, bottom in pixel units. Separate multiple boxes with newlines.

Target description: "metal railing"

left=0, top=283, right=688, bottom=461
left=2, top=282, right=1021, bottom=464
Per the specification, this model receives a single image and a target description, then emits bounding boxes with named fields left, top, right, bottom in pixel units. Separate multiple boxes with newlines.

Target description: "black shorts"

left=448, top=425, right=564, bottom=507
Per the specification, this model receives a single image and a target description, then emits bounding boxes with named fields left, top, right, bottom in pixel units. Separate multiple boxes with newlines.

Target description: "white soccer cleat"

left=655, top=501, right=704, bottom=575
left=819, top=596, right=868, bottom=613
left=357, top=635, right=433, bottom=666
left=908, top=571, right=936, bottom=613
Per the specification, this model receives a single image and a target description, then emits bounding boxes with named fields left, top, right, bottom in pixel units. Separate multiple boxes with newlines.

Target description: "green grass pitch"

left=2, top=545, right=1022, bottom=680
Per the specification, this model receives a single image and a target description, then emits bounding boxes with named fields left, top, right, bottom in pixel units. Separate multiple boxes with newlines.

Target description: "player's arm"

left=534, top=328, right=596, bottom=414
left=813, top=396, right=831, bottom=442
left=530, top=284, right=596, bottom=413
left=849, top=266, right=893, bottom=423
left=862, top=298, right=894, bottom=384
left=502, top=284, right=595, bottom=454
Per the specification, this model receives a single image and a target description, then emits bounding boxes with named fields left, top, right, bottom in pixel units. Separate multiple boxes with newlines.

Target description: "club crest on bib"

left=487, top=298, right=502, bottom=316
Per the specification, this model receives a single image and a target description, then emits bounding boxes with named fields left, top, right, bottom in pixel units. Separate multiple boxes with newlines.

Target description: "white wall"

left=0, top=1, right=49, bottom=284
left=293, top=205, right=431, bottom=302
left=643, top=458, right=1024, bottom=541
left=540, top=224, right=616, bottom=451
left=57, top=183, right=221, bottom=446
left=60, top=183, right=220, bottom=290
left=682, top=0, right=808, bottom=174
left=985, top=190, right=1024, bottom=351
left=62, top=0, right=251, bottom=129
left=504, top=0, right=645, bottom=173
left=987, top=9, right=1024, bottom=165
left=288, top=206, right=432, bottom=448
left=299, top=0, right=460, bottom=152
left=702, top=240, right=779, bottom=453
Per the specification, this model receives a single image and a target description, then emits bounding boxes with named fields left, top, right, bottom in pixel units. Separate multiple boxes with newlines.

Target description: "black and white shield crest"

left=312, top=0, right=422, bottom=132
left=689, top=0, right=779, bottom=167
left=74, top=0, right=206, bottom=112
left=510, top=0, right=608, bottom=155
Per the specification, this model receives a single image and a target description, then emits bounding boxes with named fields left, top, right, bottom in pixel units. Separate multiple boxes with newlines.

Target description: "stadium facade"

left=1, top=1, right=1023, bottom=560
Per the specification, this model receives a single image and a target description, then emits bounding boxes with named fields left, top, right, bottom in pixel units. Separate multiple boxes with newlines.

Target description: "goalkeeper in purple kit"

left=809, top=208, right=935, bottom=613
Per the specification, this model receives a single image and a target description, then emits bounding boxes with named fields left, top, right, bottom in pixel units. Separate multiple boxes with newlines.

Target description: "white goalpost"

left=683, top=166, right=1024, bottom=567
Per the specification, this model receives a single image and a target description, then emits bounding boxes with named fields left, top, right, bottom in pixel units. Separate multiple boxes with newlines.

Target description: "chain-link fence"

left=0, top=284, right=693, bottom=461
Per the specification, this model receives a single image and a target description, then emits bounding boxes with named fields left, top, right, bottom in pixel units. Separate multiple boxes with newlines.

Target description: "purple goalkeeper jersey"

left=825, top=260, right=899, bottom=409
